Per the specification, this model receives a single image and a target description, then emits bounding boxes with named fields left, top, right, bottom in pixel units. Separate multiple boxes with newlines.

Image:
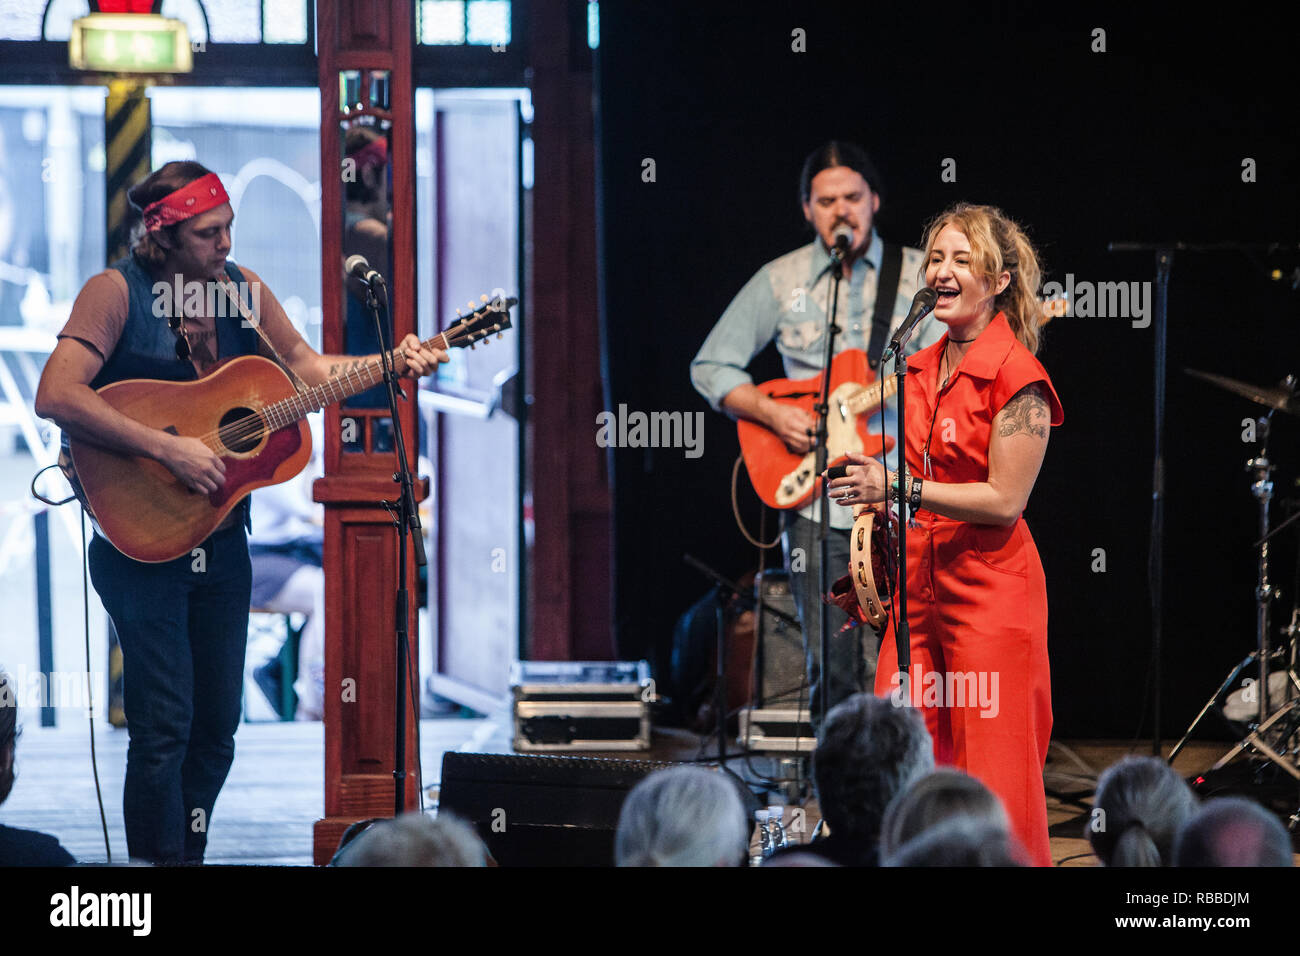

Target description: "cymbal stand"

left=1206, top=412, right=1300, bottom=784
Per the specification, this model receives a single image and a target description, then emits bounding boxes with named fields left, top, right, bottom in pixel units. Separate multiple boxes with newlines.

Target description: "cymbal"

left=1185, top=368, right=1300, bottom=417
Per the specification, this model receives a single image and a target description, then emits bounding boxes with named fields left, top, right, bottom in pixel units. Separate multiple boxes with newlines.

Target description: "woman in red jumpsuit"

left=828, top=203, right=1063, bottom=866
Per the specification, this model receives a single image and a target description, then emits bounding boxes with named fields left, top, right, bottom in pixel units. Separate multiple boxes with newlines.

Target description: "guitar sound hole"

left=219, top=407, right=265, bottom=454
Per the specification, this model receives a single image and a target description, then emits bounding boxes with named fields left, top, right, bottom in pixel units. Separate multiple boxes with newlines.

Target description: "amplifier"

left=738, top=706, right=816, bottom=753
left=755, top=570, right=807, bottom=708
left=440, top=752, right=682, bottom=866
left=510, top=660, right=651, bottom=751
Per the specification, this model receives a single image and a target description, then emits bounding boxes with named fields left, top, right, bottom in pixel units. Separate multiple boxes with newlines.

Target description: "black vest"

left=92, top=256, right=260, bottom=388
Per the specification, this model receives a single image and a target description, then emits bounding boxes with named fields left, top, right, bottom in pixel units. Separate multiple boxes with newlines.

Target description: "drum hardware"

left=1171, top=372, right=1300, bottom=797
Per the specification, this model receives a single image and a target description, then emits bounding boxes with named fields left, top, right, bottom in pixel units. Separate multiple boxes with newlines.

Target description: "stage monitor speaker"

left=439, top=752, right=683, bottom=866
left=755, top=569, right=807, bottom=708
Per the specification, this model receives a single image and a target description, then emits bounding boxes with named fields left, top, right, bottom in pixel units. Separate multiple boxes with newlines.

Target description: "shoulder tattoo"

left=997, top=382, right=1051, bottom=439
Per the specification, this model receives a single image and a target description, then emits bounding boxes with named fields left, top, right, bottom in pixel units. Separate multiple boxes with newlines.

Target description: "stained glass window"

left=0, top=0, right=309, bottom=45
left=420, top=1, right=466, bottom=45
left=262, top=0, right=307, bottom=44
left=33, top=0, right=89, bottom=42
left=466, top=1, right=508, bottom=45
left=206, top=0, right=260, bottom=43
left=0, top=0, right=46, bottom=41
left=418, top=0, right=511, bottom=46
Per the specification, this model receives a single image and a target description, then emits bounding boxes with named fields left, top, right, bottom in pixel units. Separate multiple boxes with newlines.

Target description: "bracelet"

left=909, top=477, right=924, bottom=512
left=891, top=473, right=914, bottom=505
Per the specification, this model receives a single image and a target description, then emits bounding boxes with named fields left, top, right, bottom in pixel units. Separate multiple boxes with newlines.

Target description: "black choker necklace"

left=948, top=334, right=977, bottom=344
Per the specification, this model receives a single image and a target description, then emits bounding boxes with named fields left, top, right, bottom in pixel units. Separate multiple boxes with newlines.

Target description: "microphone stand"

left=879, top=297, right=933, bottom=700
left=362, top=277, right=429, bottom=817
left=814, top=246, right=846, bottom=731
left=892, top=352, right=912, bottom=690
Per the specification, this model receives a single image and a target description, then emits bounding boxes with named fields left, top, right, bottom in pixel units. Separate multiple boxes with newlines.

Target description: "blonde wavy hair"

left=919, top=203, right=1045, bottom=355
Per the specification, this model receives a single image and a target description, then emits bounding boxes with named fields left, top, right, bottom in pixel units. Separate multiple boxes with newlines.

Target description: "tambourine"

left=828, top=505, right=896, bottom=631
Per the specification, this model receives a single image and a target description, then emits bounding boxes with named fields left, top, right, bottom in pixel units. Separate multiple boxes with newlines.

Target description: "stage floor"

left=3, top=716, right=1295, bottom=866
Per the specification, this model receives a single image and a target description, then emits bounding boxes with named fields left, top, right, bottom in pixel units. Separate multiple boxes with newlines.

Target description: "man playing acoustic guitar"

left=34, top=161, right=447, bottom=863
left=690, top=141, right=943, bottom=728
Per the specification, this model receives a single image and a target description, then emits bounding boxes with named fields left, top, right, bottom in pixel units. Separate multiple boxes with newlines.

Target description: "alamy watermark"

left=151, top=275, right=262, bottom=326
left=1041, top=273, right=1151, bottom=328
left=1, top=664, right=104, bottom=712
left=595, top=404, right=705, bottom=459
left=49, top=886, right=151, bottom=936
left=888, top=669, right=1000, bottom=718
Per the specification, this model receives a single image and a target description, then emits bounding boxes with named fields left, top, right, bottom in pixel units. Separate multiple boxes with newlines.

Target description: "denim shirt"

left=691, top=230, right=944, bottom=527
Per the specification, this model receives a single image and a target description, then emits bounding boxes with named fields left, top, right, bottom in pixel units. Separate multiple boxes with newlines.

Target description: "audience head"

left=883, top=816, right=1027, bottom=867
left=333, top=811, right=487, bottom=866
left=615, top=766, right=749, bottom=867
left=880, top=768, right=1009, bottom=859
left=1089, top=756, right=1198, bottom=867
left=1175, top=797, right=1294, bottom=868
left=0, top=670, right=17, bottom=806
left=813, top=693, right=934, bottom=852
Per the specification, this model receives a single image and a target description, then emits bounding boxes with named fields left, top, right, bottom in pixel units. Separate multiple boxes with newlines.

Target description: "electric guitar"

left=63, top=294, right=515, bottom=563
left=737, top=295, right=1069, bottom=510
left=737, top=348, right=896, bottom=510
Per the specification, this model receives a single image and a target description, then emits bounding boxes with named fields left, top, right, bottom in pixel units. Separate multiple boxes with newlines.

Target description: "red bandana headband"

left=350, top=137, right=388, bottom=170
left=142, top=173, right=229, bottom=233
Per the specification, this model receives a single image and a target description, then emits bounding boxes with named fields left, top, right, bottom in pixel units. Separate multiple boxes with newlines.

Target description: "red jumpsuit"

left=873, top=312, right=1063, bottom=867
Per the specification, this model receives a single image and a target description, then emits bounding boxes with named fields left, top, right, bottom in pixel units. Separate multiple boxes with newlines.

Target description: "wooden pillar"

left=526, top=0, right=612, bottom=661
left=312, top=0, right=422, bottom=865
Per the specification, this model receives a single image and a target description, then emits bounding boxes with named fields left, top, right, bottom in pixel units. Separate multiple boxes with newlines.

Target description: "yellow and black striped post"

left=104, top=79, right=151, bottom=265
left=104, top=80, right=151, bottom=726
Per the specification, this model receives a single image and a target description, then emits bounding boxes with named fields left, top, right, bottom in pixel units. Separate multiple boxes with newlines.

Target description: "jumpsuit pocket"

left=969, top=523, right=1028, bottom=577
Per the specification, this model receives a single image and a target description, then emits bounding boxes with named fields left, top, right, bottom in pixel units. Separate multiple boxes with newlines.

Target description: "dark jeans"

left=89, top=524, right=251, bottom=864
left=783, top=512, right=877, bottom=730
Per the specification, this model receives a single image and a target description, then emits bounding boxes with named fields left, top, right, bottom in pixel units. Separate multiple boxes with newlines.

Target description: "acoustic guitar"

left=64, top=294, right=514, bottom=563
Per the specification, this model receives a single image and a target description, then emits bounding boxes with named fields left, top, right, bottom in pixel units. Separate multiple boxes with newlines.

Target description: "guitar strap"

left=216, top=277, right=310, bottom=394
left=867, top=242, right=903, bottom=370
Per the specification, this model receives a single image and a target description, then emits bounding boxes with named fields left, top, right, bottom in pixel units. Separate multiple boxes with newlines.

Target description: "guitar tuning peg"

left=480, top=294, right=488, bottom=302
left=467, top=300, right=475, bottom=310
left=496, top=332, right=503, bottom=340
left=470, top=342, right=476, bottom=350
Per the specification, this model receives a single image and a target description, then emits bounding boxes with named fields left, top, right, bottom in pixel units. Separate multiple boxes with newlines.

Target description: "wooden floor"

left=2, top=715, right=504, bottom=865
left=3, top=714, right=1295, bottom=865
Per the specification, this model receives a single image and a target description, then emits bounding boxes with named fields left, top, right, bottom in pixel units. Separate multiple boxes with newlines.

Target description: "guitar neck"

left=258, top=333, right=447, bottom=430
left=844, top=374, right=899, bottom=417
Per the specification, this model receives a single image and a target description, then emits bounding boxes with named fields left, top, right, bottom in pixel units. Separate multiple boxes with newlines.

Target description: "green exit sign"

left=69, top=14, right=193, bottom=74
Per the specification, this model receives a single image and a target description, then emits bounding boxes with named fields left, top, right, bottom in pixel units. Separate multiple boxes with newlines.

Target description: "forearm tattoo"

left=997, top=383, right=1051, bottom=439
left=326, top=358, right=368, bottom=378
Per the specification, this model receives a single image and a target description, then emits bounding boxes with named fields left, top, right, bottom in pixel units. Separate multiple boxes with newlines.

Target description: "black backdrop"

left=594, top=1, right=1299, bottom=739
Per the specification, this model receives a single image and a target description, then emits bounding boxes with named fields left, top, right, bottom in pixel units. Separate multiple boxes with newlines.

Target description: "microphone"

left=344, top=254, right=385, bottom=286
left=829, top=224, right=854, bottom=262
left=880, top=287, right=938, bottom=364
